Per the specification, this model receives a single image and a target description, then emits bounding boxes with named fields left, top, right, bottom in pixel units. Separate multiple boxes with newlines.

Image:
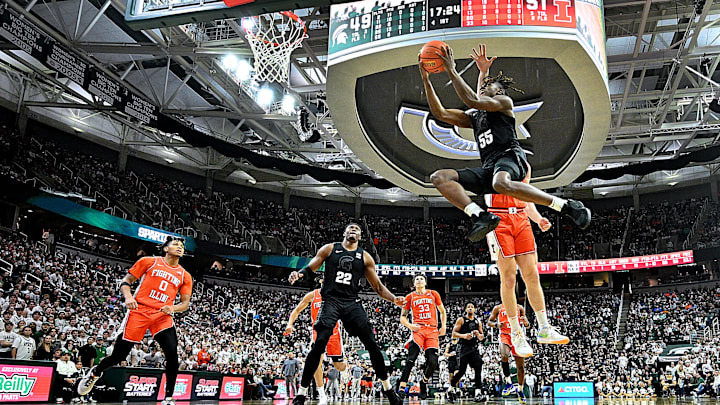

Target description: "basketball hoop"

left=242, top=11, right=307, bottom=83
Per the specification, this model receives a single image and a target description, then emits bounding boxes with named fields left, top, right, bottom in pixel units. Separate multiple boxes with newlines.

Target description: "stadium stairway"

left=615, top=288, right=632, bottom=349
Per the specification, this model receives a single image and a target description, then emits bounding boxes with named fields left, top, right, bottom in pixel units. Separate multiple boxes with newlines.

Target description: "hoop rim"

left=242, top=11, right=307, bottom=48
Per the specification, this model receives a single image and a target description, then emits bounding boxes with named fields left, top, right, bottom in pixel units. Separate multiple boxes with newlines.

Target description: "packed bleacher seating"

left=2, top=230, right=720, bottom=400
left=1, top=125, right=715, bottom=267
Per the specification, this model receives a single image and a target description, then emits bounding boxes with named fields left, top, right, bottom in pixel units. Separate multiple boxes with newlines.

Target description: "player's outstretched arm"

left=285, top=291, right=314, bottom=335
left=363, top=251, right=403, bottom=305
left=470, top=44, right=496, bottom=94
left=289, top=243, right=333, bottom=284
left=419, top=57, right=472, bottom=129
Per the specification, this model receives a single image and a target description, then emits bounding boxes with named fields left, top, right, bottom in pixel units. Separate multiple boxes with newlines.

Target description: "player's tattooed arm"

left=119, top=273, right=139, bottom=310
left=285, top=291, right=314, bottom=335
left=363, top=251, right=403, bottom=306
left=289, top=243, right=333, bottom=284
left=400, top=308, right=420, bottom=332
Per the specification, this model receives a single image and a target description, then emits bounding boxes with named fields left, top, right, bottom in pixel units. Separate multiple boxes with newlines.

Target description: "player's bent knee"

left=430, top=170, right=455, bottom=186
left=492, top=177, right=512, bottom=194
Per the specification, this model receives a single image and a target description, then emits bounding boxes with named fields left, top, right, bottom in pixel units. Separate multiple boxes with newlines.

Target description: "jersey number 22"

left=335, top=271, right=352, bottom=285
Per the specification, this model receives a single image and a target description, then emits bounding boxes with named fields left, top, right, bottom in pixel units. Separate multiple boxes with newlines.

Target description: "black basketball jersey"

left=457, top=315, right=481, bottom=357
left=466, top=109, right=520, bottom=163
left=321, top=242, right=366, bottom=299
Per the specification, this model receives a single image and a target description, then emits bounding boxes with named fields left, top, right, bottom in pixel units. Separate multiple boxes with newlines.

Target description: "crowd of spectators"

left=1, top=126, right=716, bottom=267
left=2, top=229, right=719, bottom=401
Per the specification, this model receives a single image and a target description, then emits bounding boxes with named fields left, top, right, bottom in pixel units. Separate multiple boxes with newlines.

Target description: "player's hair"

left=481, top=71, right=524, bottom=94
left=345, top=222, right=362, bottom=232
left=160, top=236, right=185, bottom=251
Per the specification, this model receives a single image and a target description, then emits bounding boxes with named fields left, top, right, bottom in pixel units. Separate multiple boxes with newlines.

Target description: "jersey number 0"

left=335, top=271, right=352, bottom=285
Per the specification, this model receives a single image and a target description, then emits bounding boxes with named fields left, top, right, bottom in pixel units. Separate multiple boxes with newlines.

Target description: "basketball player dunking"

left=448, top=303, right=487, bottom=403
left=77, top=237, right=192, bottom=405
left=288, top=223, right=404, bottom=405
left=397, top=274, right=446, bottom=400
left=488, top=303, right=530, bottom=404
left=285, top=280, right=348, bottom=405
left=420, top=43, right=591, bottom=241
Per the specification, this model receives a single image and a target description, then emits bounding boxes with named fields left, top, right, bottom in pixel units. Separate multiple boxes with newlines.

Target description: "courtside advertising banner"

left=554, top=382, right=594, bottom=398
left=122, top=373, right=161, bottom=400
left=158, top=374, right=193, bottom=400
left=219, top=376, right=245, bottom=400
left=192, top=375, right=221, bottom=400
left=0, top=362, right=55, bottom=402
left=273, top=379, right=288, bottom=399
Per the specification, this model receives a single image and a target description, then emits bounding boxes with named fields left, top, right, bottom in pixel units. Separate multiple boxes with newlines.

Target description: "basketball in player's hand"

left=420, top=40, right=448, bottom=73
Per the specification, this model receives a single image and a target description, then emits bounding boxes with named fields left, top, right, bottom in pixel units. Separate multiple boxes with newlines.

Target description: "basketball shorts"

left=486, top=213, right=536, bottom=260
left=447, top=357, right=458, bottom=373
left=500, top=333, right=518, bottom=357
left=411, top=325, right=440, bottom=351
left=315, top=296, right=370, bottom=338
left=457, top=148, right=528, bottom=195
left=121, top=305, right=174, bottom=342
left=313, top=326, right=344, bottom=361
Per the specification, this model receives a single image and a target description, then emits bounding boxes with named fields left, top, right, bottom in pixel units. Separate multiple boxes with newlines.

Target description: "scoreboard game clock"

left=327, top=0, right=609, bottom=195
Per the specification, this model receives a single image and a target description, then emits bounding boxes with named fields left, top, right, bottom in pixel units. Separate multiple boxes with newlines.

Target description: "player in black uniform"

left=448, top=303, right=487, bottom=403
left=420, top=43, right=591, bottom=242
left=288, top=223, right=404, bottom=405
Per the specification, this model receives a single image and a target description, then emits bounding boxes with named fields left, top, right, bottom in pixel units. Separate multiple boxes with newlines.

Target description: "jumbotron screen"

left=330, top=0, right=579, bottom=54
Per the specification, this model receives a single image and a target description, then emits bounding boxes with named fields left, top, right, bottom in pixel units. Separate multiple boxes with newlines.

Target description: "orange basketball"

left=420, top=40, right=448, bottom=74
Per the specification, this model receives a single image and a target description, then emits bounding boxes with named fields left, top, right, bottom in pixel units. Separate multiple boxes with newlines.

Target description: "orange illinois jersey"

left=129, top=257, right=193, bottom=309
left=497, top=305, right=512, bottom=335
left=310, top=289, right=340, bottom=334
left=404, top=290, right=442, bottom=327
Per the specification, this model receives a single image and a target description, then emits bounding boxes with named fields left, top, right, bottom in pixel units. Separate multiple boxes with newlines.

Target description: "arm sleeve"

left=128, top=257, right=155, bottom=279
left=180, top=271, right=193, bottom=296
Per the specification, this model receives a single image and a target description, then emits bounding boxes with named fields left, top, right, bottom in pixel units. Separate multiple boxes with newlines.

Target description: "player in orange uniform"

left=286, top=285, right=348, bottom=405
left=485, top=167, right=569, bottom=359
left=77, top=237, right=192, bottom=405
left=397, top=274, right=447, bottom=400
left=488, top=303, right=529, bottom=404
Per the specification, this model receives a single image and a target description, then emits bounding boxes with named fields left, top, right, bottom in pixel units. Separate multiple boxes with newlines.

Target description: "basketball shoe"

left=467, top=212, right=501, bottom=242
left=511, top=330, right=533, bottom=357
left=561, top=199, right=591, bottom=230
left=502, top=383, right=517, bottom=396
left=537, top=325, right=570, bottom=344
left=518, top=390, right=527, bottom=404
left=77, top=367, right=102, bottom=396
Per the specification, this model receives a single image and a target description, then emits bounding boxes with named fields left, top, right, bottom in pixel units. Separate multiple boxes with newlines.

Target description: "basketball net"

left=242, top=11, right=307, bottom=83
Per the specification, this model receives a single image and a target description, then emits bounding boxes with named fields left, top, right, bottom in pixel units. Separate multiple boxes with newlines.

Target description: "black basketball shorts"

left=457, top=149, right=529, bottom=195
left=315, top=296, right=370, bottom=337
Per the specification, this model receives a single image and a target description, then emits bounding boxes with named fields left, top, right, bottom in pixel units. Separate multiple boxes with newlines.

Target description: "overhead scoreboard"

left=326, top=0, right=609, bottom=195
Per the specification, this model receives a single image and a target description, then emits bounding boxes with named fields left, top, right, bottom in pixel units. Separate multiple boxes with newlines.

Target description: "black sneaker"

left=467, top=212, right=501, bottom=242
left=474, top=393, right=488, bottom=402
left=383, top=389, right=402, bottom=405
left=447, top=389, right=457, bottom=404
left=419, top=380, right=427, bottom=400
left=561, top=199, right=592, bottom=230
left=292, top=394, right=306, bottom=405
left=397, top=389, right=406, bottom=402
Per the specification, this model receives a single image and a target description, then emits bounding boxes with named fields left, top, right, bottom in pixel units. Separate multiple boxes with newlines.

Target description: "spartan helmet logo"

left=339, top=256, right=354, bottom=272
left=332, top=24, right=349, bottom=45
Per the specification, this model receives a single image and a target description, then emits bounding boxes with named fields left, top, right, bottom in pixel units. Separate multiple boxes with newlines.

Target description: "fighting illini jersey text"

left=129, top=257, right=193, bottom=309
left=404, top=290, right=442, bottom=328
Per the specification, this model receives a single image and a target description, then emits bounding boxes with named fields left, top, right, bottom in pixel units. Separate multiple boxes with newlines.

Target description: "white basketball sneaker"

left=537, top=325, right=570, bottom=344
left=511, top=330, right=533, bottom=358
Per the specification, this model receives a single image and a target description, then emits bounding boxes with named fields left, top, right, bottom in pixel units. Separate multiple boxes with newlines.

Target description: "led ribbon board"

left=327, top=0, right=608, bottom=195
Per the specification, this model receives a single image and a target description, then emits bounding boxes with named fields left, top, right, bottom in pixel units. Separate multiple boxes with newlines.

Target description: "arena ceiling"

left=0, top=0, right=719, bottom=202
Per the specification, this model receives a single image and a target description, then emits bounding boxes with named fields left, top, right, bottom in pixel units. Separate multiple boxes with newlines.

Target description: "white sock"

left=298, top=386, right=308, bottom=396
left=318, top=386, right=326, bottom=397
left=475, top=389, right=482, bottom=396
left=381, top=380, right=391, bottom=390
left=536, top=309, right=550, bottom=329
left=549, top=197, right=567, bottom=212
left=505, top=376, right=512, bottom=384
left=464, top=202, right=483, bottom=217
left=509, top=315, right=522, bottom=333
